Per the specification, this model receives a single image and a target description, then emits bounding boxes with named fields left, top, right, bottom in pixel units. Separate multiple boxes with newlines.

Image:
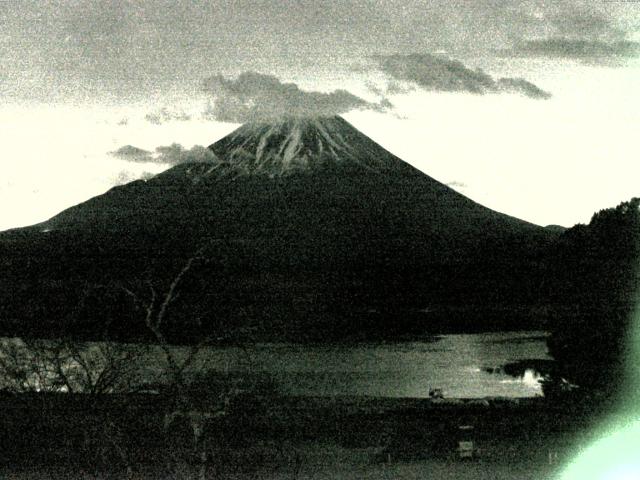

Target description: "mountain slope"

left=0, top=116, right=558, bottom=342
left=208, top=116, right=405, bottom=174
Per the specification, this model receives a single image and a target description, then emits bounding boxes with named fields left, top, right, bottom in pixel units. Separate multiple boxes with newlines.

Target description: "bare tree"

left=0, top=247, right=266, bottom=479
left=116, top=247, right=248, bottom=480
left=118, top=249, right=209, bottom=390
left=0, top=337, right=149, bottom=394
left=0, top=336, right=149, bottom=477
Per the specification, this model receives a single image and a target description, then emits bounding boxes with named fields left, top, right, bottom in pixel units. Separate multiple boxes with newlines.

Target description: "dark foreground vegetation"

left=0, top=199, right=636, bottom=479
left=0, top=393, right=602, bottom=480
left=544, top=198, right=639, bottom=403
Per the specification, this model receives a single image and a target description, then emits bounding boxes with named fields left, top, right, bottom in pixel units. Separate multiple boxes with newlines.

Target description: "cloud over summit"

left=202, top=71, right=388, bottom=122
left=374, top=54, right=551, bottom=99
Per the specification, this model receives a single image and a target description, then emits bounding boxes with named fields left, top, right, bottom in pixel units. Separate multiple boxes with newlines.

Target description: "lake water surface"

left=206, top=331, right=551, bottom=398
left=0, top=331, right=551, bottom=398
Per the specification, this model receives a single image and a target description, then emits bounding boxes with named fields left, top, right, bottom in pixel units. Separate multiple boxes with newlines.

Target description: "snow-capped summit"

left=207, top=115, right=399, bottom=175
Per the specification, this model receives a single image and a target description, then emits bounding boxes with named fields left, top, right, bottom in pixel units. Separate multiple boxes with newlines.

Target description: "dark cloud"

left=508, top=38, right=640, bottom=62
left=110, top=144, right=218, bottom=165
left=109, top=145, right=153, bottom=163
left=201, top=71, right=388, bottom=122
left=556, top=11, right=624, bottom=40
left=374, top=54, right=550, bottom=99
left=2, top=1, right=638, bottom=102
left=497, top=78, right=552, bottom=100
left=502, top=6, right=639, bottom=64
left=367, top=80, right=415, bottom=97
left=375, top=54, right=494, bottom=94
left=502, top=6, right=628, bottom=46
left=154, top=144, right=218, bottom=165
left=365, top=81, right=385, bottom=97
left=386, top=81, right=416, bottom=95
left=144, top=108, right=191, bottom=125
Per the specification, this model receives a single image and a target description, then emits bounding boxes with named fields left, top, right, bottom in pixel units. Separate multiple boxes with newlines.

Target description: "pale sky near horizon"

left=1, top=0, right=639, bottom=231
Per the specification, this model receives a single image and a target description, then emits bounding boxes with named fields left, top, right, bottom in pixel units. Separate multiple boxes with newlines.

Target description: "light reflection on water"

left=195, top=331, right=551, bottom=398
left=0, top=331, right=551, bottom=398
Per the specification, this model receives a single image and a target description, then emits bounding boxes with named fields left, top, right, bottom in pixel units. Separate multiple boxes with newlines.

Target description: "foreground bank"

left=0, top=393, right=599, bottom=479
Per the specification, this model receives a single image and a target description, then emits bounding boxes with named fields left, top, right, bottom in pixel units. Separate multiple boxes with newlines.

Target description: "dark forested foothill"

left=0, top=116, right=559, bottom=344
left=544, top=198, right=639, bottom=402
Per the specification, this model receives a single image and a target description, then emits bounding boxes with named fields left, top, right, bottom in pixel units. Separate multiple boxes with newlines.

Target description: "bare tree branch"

left=155, top=247, right=206, bottom=332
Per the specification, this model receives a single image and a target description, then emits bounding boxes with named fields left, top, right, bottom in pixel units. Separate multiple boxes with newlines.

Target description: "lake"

left=197, top=331, right=551, bottom=398
left=0, top=331, right=551, bottom=398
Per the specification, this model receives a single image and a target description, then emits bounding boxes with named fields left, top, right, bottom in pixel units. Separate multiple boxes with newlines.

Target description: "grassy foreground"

left=0, top=394, right=599, bottom=479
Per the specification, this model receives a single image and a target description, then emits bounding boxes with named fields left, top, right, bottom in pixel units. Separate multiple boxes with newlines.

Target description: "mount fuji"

left=0, top=116, right=558, bottom=342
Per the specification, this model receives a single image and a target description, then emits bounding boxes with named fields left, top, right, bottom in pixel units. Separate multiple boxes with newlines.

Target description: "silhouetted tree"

left=0, top=337, right=148, bottom=394
left=117, top=246, right=278, bottom=480
left=0, top=248, right=238, bottom=479
left=0, top=336, right=151, bottom=477
left=545, top=198, right=639, bottom=401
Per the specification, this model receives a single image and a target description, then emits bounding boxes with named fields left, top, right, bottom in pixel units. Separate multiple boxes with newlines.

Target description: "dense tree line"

left=545, top=198, right=639, bottom=401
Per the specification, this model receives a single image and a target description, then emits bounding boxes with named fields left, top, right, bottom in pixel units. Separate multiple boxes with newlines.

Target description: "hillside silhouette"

left=0, top=116, right=559, bottom=342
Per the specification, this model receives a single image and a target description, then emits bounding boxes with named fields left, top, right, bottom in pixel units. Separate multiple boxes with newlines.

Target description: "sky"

left=1, top=0, right=639, bottom=230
